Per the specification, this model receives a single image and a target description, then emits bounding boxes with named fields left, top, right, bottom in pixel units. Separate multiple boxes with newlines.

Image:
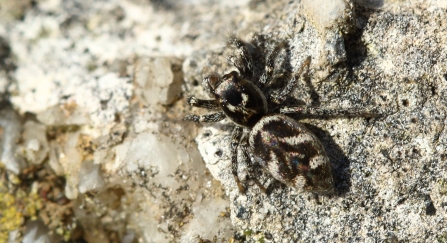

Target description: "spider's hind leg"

left=230, top=126, right=246, bottom=193
left=269, top=56, right=311, bottom=105
left=240, top=135, right=267, bottom=193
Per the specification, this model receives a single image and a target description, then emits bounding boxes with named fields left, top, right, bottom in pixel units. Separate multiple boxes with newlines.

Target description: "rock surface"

left=0, top=0, right=447, bottom=242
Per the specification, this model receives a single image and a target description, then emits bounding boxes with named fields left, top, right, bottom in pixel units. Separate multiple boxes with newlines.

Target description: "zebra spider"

left=184, top=35, right=373, bottom=194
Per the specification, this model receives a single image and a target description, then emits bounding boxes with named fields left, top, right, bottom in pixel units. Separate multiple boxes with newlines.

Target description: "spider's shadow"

left=303, top=123, right=351, bottom=195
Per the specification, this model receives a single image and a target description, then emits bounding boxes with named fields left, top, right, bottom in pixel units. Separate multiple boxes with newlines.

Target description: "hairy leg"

left=269, top=56, right=311, bottom=105
left=240, top=136, right=267, bottom=193
left=227, top=37, right=257, bottom=79
left=187, top=96, right=219, bottom=109
left=280, top=105, right=382, bottom=118
left=183, top=112, right=226, bottom=123
left=259, top=41, right=287, bottom=88
left=230, top=126, right=246, bottom=193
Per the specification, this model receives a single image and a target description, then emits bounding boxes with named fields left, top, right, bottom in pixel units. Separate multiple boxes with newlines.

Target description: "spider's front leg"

left=227, top=37, right=258, bottom=80
left=259, top=41, right=287, bottom=88
left=183, top=112, right=226, bottom=123
left=187, top=96, right=219, bottom=109
left=183, top=95, right=224, bottom=123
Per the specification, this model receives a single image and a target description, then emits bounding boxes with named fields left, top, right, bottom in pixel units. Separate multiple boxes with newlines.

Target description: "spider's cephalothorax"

left=210, top=71, right=268, bottom=127
left=184, top=36, right=336, bottom=194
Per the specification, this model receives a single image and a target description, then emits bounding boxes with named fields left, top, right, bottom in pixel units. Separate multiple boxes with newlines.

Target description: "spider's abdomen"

left=248, top=114, right=334, bottom=193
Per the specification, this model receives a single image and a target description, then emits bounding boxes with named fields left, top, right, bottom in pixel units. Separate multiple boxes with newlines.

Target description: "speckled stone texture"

left=1, top=0, right=447, bottom=242
left=189, top=1, right=447, bottom=242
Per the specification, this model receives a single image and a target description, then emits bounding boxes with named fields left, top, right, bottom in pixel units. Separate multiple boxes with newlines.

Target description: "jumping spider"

left=184, top=36, right=376, bottom=194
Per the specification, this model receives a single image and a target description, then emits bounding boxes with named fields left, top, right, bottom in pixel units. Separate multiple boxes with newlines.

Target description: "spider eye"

left=225, top=89, right=243, bottom=106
